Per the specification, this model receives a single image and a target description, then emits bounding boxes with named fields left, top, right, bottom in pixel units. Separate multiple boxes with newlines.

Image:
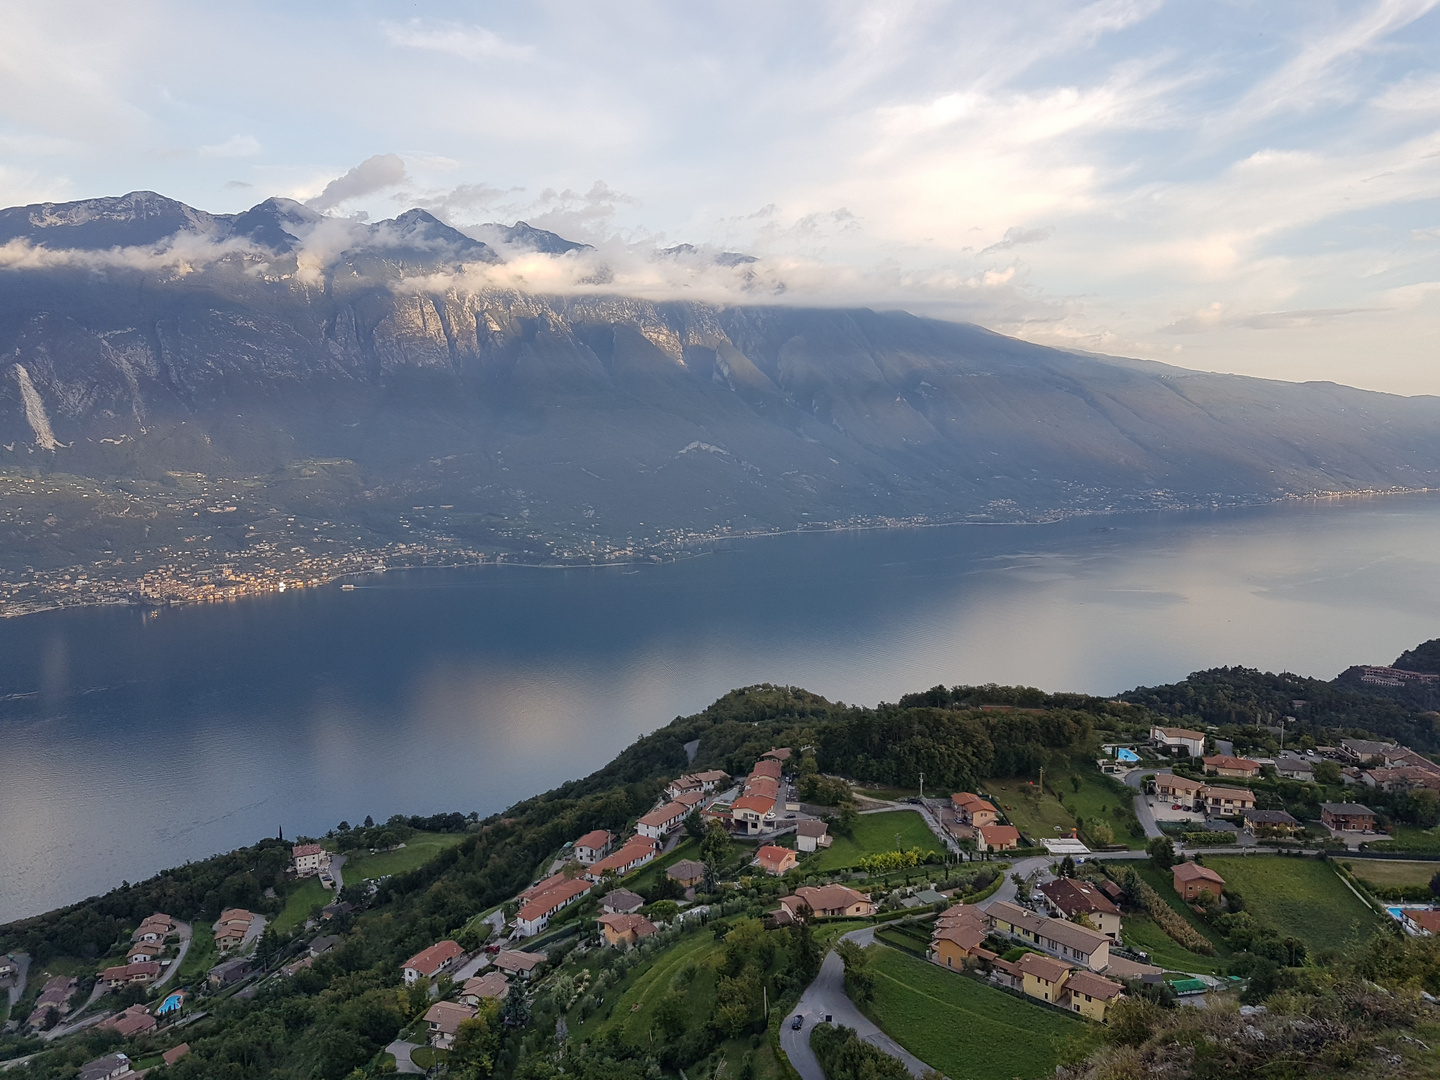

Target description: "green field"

left=272, top=877, right=331, bottom=934
left=1120, top=914, right=1224, bottom=975
left=176, top=924, right=217, bottom=983
left=343, top=832, right=467, bottom=880
left=1365, top=825, right=1440, bottom=854
left=1344, top=859, right=1440, bottom=889
left=619, top=838, right=702, bottom=895
left=1203, top=856, right=1384, bottom=953
left=803, top=810, right=944, bottom=873
left=1059, top=773, right=1145, bottom=849
left=1124, top=862, right=1229, bottom=956
left=984, top=778, right=1075, bottom=845
left=863, top=945, right=1088, bottom=1080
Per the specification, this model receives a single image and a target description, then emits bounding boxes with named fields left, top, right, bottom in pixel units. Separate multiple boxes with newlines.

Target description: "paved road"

left=386, top=1038, right=424, bottom=1074
left=781, top=927, right=934, bottom=1080
left=5, top=953, right=28, bottom=1011
left=1124, top=769, right=1163, bottom=840
left=450, top=951, right=493, bottom=982
left=330, top=854, right=346, bottom=892
left=241, top=915, right=268, bottom=952
left=154, top=921, right=194, bottom=990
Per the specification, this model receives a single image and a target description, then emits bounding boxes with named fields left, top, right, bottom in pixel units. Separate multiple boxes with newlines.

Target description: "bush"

left=1111, top=866, right=1215, bottom=955
left=810, top=1024, right=910, bottom=1080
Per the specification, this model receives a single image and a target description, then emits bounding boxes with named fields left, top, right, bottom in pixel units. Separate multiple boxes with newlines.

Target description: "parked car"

left=791, top=1015, right=803, bottom=1031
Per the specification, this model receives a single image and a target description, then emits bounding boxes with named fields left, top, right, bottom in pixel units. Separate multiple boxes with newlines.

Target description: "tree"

left=1011, top=872, right=1032, bottom=903
left=835, top=941, right=875, bottom=1005
left=501, top=980, right=531, bottom=1028
left=1430, top=870, right=1440, bottom=899
left=684, top=809, right=706, bottom=841
left=1147, top=836, right=1176, bottom=870
left=451, top=1001, right=503, bottom=1080
left=1314, top=760, right=1342, bottom=785
left=701, top=820, right=730, bottom=873
left=1058, top=855, right=1076, bottom=878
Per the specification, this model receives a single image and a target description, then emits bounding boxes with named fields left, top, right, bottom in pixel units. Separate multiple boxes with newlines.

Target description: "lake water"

left=4, top=494, right=1440, bottom=922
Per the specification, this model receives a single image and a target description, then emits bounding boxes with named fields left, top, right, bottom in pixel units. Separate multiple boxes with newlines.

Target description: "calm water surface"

left=4, top=495, right=1440, bottom=921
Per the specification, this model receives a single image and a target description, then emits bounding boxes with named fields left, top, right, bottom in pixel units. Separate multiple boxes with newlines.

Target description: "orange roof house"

left=402, top=940, right=464, bottom=984
left=1172, top=862, right=1225, bottom=902
left=753, top=845, right=798, bottom=875
left=976, top=824, right=1020, bottom=851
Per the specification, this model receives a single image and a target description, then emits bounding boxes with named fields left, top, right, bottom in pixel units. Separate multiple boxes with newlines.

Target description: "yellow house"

left=1016, top=952, right=1072, bottom=1003
left=1062, top=970, right=1126, bottom=1021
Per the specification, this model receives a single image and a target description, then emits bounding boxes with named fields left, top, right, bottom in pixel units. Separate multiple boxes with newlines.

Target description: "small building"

left=491, top=950, right=545, bottom=978
left=597, top=912, right=659, bottom=947
left=1200, top=785, right=1255, bottom=817
left=585, top=835, right=660, bottom=881
left=666, top=859, right=707, bottom=887
left=292, top=843, right=328, bottom=876
left=1402, top=909, right=1440, bottom=936
left=207, top=958, right=253, bottom=989
left=424, top=1000, right=478, bottom=1050
left=1037, top=878, right=1122, bottom=940
left=100, top=1004, right=156, bottom=1038
left=929, top=905, right=988, bottom=969
left=1151, top=726, right=1206, bottom=757
left=461, top=972, right=511, bottom=1004
left=976, top=824, right=1020, bottom=852
left=602, top=888, right=645, bottom=915
left=213, top=909, right=256, bottom=953
left=1154, top=773, right=1206, bottom=809
left=1017, top=952, right=1072, bottom=1004
left=753, top=845, right=798, bottom=876
left=162, top=1045, right=190, bottom=1067
left=730, top=794, right=778, bottom=835
left=516, top=877, right=592, bottom=937
left=1321, top=802, right=1378, bottom=833
left=761, top=747, right=792, bottom=762
left=401, top=940, right=465, bottom=985
left=950, top=792, right=1000, bottom=827
left=1062, top=969, right=1126, bottom=1021
left=573, top=830, right=614, bottom=865
left=1172, top=861, right=1225, bottom=902
left=636, top=803, right=689, bottom=840
left=750, top=758, right=784, bottom=781
left=78, top=1053, right=132, bottom=1080
left=777, top=884, right=877, bottom=918
left=126, top=942, right=164, bottom=963
left=33, top=975, right=78, bottom=1017
left=99, top=962, right=161, bottom=989
left=795, top=819, right=832, bottom=852
left=1340, top=738, right=1396, bottom=763
left=132, top=914, right=175, bottom=943
left=1242, top=809, right=1299, bottom=835
left=1202, top=755, right=1262, bottom=779
left=1273, top=752, right=1315, bottom=781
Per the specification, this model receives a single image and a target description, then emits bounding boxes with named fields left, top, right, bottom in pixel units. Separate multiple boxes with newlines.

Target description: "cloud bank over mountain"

left=0, top=2, right=1437, bottom=390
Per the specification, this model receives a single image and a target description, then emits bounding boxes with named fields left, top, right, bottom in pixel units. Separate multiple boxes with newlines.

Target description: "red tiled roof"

left=732, top=794, right=776, bottom=815
left=637, top=803, right=687, bottom=828
left=750, top=759, right=784, bottom=780
left=403, top=940, right=464, bottom=976
left=1172, top=862, right=1225, bottom=885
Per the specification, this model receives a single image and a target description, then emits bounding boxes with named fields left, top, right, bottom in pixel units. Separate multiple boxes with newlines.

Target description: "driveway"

left=154, top=921, right=193, bottom=990
left=329, top=854, right=346, bottom=892
left=386, top=1039, right=424, bottom=1074
left=450, top=951, right=492, bottom=981
left=1124, top=769, right=1163, bottom=840
left=781, top=927, right=934, bottom=1080
left=241, top=915, right=267, bottom=952
left=4, top=953, right=28, bottom=1011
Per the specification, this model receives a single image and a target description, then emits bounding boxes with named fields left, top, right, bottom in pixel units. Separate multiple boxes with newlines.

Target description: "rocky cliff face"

left=2, top=192, right=1440, bottom=561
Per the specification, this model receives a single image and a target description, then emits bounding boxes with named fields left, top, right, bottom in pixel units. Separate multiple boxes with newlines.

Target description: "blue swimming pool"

left=158, top=992, right=184, bottom=1014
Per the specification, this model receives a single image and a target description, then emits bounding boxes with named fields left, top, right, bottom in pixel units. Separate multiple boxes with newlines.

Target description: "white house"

left=795, top=819, right=831, bottom=852
left=572, top=830, right=613, bottom=865
left=635, top=802, right=688, bottom=839
left=1150, top=725, right=1205, bottom=757
left=292, top=843, right=329, bottom=877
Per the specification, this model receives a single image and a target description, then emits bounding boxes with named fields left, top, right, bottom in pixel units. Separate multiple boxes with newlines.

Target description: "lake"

left=4, top=494, right=1440, bottom=922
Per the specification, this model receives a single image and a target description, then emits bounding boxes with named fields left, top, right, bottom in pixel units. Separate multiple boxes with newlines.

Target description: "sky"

left=0, top=1, right=1438, bottom=393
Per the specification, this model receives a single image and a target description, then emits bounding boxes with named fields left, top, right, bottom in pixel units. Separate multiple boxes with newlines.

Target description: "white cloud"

left=199, top=134, right=261, bottom=157
left=381, top=20, right=534, bottom=63
left=306, top=153, right=408, bottom=212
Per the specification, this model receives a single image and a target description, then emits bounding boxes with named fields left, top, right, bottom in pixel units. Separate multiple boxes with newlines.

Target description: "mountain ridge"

left=1, top=191, right=1439, bottom=614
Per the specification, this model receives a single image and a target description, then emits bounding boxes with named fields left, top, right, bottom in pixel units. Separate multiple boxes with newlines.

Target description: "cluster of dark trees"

left=1123, top=666, right=1440, bottom=751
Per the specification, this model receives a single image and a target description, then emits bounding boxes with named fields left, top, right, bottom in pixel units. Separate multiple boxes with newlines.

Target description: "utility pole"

left=919, top=772, right=924, bottom=800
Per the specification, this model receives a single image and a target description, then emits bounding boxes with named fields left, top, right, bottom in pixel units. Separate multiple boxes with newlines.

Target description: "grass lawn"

left=343, top=831, right=467, bottom=880
left=813, top=919, right=874, bottom=948
left=802, top=811, right=943, bottom=873
left=1344, top=860, right=1440, bottom=889
left=984, top=778, right=1076, bottom=845
left=1203, top=856, right=1384, bottom=954
left=1059, top=774, right=1146, bottom=849
left=176, top=924, right=216, bottom=983
left=1124, top=862, right=1230, bottom=956
left=863, top=945, right=1089, bottom=1080
left=1121, top=914, right=1224, bottom=975
left=273, top=877, right=332, bottom=935
left=583, top=931, right=723, bottom=1043
left=410, top=1046, right=446, bottom=1070
left=1365, top=825, right=1440, bottom=854
left=620, top=838, right=702, bottom=895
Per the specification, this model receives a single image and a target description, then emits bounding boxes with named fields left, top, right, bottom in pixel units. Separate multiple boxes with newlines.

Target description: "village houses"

left=401, top=940, right=464, bottom=984
left=1151, top=725, right=1206, bottom=756
left=572, top=830, right=613, bottom=865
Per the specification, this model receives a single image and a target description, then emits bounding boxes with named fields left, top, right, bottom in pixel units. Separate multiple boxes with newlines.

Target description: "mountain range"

left=2, top=191, right=1439, bottom=605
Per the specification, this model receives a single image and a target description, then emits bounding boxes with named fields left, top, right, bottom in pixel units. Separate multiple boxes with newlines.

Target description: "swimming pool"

left=158, top=991, right=184, bottom=1014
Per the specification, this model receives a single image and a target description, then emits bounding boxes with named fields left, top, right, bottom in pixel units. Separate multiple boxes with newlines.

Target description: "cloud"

left=981, top=226, right=1053, bottom=255
left=306, top=154, right=409, bottom=212
left=381, top=20, right=534, bottom=63
left=199, top=134, right=261, bottom=158
left=223, top=180, right=253, bottom=189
